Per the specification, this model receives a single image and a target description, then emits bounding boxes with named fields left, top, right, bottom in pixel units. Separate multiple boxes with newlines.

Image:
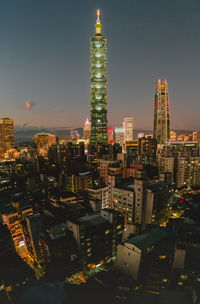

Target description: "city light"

left=0, top=6, right=200, bottom=303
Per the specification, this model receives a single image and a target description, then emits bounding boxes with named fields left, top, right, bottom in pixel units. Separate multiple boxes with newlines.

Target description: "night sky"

left=0, top=0, right=200, bottom=130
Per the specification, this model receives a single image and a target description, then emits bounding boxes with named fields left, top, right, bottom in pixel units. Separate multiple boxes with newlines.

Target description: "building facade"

left=153, top=79, right=170, bottom=144
left=0, top=117, right=14, bottom=156
left=83, top=118, right=91, bottom=143
left=176, top=156, right=200, bottom=188
left=107, top=127, right=114, bottom=144
left=138, top=137, right=157, bottom=165
left=123, top=117, right=133, bottom=142
left=97, top=159, right=122, bottom=185
left=88, top=186, right=109, bottom=209
left=90, top=10, right=108, bottom=144
left=115, top=127, right=124, bottom=145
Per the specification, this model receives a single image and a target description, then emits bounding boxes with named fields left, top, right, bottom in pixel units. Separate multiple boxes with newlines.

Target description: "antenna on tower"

left=96, top=9, right=100, bottom=23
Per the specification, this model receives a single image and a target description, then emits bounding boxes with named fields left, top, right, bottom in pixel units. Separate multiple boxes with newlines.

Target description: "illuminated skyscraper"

left=123, top=117, right=133, bottom=142
left=90, top=10, right=108, bottom=144
left=170, top=130, right=176, bottom=142
left=153, top=79, right=170, bottom=144
left=107, top=127, right=114, bottom=144
left=34, top=132, right=57, bottom=156
left=0, top=118, right=14, bottom=155
left=83, top=118, right=91, bottom=143
left=34, top=133, right=57, bottom=149
left=115, top=127, right=124, bottom=145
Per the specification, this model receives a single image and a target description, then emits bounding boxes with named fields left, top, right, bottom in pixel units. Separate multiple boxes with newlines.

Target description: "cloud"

left=25, top=100, right=36, bottom=110
left=19, top=100, right=36, bottom=110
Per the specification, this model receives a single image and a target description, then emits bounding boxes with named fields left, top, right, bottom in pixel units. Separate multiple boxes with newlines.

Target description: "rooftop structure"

left=126, top=227, right=168, bottom=251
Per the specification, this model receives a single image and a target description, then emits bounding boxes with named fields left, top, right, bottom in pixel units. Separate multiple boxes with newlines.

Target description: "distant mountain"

left=14, top=126, right=194, bottom=144
left=14, top=127, right=83, bottom=143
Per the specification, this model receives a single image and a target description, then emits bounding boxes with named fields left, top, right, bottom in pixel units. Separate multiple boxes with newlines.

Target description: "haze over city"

left=1, top=1, right=200, bottom=304
left=1, top=0, right=200, bottom=130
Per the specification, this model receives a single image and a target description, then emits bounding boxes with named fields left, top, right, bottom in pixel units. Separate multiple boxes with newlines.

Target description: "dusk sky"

left=0, top=0, right=200, bottom=130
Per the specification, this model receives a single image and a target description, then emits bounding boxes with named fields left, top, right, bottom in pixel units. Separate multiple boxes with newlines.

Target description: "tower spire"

left=96, top=9, right=100, bottom=24
left=95, top=9, right=102, bottom=35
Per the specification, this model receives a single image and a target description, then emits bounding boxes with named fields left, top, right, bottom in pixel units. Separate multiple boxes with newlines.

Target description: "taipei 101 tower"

left=90, top=10, right=108, bottom=144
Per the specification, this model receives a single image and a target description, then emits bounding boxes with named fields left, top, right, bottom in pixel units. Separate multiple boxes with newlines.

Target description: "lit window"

left=159, top=255, right=166, bottom=260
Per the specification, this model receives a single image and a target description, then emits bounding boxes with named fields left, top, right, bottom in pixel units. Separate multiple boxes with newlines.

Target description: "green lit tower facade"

left=90, top=10, right=108, bottom=144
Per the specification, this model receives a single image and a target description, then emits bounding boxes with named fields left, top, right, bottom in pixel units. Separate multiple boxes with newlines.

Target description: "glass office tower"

left=90, top=10, right=108, bottom=144
left=153, top=79, right=170, bottom=144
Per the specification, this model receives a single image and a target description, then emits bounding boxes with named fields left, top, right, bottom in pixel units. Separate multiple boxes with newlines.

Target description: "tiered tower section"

left=90, top=10, right=108, bottom=144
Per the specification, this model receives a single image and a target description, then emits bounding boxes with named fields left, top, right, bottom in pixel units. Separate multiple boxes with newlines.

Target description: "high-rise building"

left=197, top=132, right=200, bottom=152
left=0, top=117, right=14, bottom=155
left=138, top=133, right=145, bottom=139
left=123, top=117, right=133, bottom=142
left=34, top=133, right=57, bottom=149
left=107, top=127, right=114, bottom=144
left=90, top=10, right=108, bottom=144
left=153, top=79, right=170, bottom=144
left=176, top=156, right=200, bottom=188
left=71, top=129, right=80, bottom=143
left=138, top=137, right=157, bottom=165
left=192, top=131, right=198, bottom=141
left=87, top=143, right=121, bottom=165
left=170, top=130, right=177, bottom=142
left=158, top=156, right=174, bottom=182
left=126, top=140, right=138, bottom=166
left=115, top=127, right=124, bottom=145
left=83, top=118, right=91, bottom=143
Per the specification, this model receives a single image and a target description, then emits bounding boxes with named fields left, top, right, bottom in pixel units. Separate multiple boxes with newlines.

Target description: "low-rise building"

left=67, top=212, right=123, bottom=268
left=1, top=198, right=33, bottom=247
left=49, top=190, right=76, bottom=207
left=39, top=223, right=79, bottom=278
left=22, top=213, right=44, bottom=263
left=88, top=185, right=109, bottom=209
left=146, top=181, right=169, bottom=224
left=116, top=228, right=172, bottom=287
left=97, top=159, right=122, bottom=185
left=64, top=172, right=93, bottom=193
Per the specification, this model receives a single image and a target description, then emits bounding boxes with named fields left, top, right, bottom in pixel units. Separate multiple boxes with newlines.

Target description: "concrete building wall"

left=66, top=220, right=80, bottom=249
left=116, top=243, right=141, bottom=280
left=133, top=179, right=146, bottom=224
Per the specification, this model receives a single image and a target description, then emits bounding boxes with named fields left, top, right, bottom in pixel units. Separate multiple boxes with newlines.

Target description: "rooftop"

left=51, top=190, right=76, bottom=199
left=108, top=161, right=122, bottom=168
left=147, top=181, right=167, bottom=192
left=79, top=214, right=108, bottom=227
left=115, top=177, right=135, bottom=191
left=46, top=223, right=68, bottom=240
left=126, top=228, right=168, bottom=251
left=88, top=185, right=108, bottom=191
